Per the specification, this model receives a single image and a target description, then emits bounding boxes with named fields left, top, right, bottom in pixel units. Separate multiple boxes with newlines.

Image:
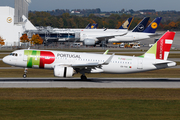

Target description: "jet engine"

left=83, top=39, right=96, bottom=46
left=54, top=66, right=74, bottom=77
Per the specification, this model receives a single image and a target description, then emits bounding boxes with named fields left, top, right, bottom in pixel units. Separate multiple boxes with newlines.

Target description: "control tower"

left=14, top=0, right=31, bottom=23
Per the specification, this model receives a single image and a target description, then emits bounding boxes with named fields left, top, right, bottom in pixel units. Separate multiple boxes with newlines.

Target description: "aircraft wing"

left=72, top=53, right=114, bottom=68
left=96, top=31, right=128, bottom=41
left=55, top=54, right=114, bottom=69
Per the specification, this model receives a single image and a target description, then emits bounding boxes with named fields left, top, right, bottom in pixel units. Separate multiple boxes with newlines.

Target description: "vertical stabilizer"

left=140, top=31, right=176, bottom=60
left=22, top=15, right=37, bottom=30
left=119, top=17, right=133, bottom=29
left=132, top=17, right=150, bottom=32
left=85, top=23, right=91, bottom=29
left=91, top=23, right=98, bottom=29
left=143, top=17, right=162, bottom=33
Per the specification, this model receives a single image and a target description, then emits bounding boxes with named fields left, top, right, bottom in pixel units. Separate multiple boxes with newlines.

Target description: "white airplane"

left=3, top=31, right=176, bottom=80
left=79, top=17, right=151, bottom=46
left=78, top=18, right=134, bottom=45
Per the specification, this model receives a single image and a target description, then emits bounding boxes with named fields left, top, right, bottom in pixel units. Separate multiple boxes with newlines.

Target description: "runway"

left=0, top=78, right=180, bottom=88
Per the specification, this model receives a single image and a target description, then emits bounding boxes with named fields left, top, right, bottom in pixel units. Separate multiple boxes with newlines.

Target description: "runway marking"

left=0, top=82, right=51, bottom=83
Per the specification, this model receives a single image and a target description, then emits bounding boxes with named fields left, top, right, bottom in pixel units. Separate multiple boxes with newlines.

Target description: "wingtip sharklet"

left=102, top=53, right=115, bottom=65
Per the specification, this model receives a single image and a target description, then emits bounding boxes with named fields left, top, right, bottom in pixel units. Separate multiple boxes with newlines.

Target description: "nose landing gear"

left=23, top=68, right=28, bottom=78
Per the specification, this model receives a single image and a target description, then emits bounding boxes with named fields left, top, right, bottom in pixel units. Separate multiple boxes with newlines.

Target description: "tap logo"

left=151, top=22, right=158, bottom=29
left=24, top=50, right=55, bottom=68
left=7, top=17, right=12, bottom=23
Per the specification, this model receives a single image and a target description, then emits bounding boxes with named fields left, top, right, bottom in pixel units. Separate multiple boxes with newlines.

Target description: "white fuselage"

left=3, top=50, right=175, bottom=75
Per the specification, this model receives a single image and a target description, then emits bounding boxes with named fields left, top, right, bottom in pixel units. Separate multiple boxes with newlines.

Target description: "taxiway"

left=0, top=78, right=180, bottom=88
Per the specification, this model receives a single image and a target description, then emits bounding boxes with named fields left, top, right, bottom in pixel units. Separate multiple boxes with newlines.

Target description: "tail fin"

left=140, top=31, right=176, bottom=60
left=119, top=17, right=133, bottom=29
left=91, top=23, right=98, bottom=29
left=22, top=15, right=37, bottom=30
left=143, top=17, right=162, bottom=33
left=132, top=17, right=150, bottom=32
left=85, top=23, right=91, bottom=29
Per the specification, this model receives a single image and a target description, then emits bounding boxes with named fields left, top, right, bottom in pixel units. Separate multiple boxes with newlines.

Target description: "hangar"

left=0, top=0, right=78, bottom=46
left=0, top=0, right=34, bottom=46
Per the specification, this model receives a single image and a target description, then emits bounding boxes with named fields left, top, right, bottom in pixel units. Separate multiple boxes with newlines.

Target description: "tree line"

left=28, top=11, right=180, bottom=31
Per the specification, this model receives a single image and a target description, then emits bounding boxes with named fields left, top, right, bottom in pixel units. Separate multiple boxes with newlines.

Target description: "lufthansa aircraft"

left=3, top=31, right=176, bottom=80
left=108, top=17, right=162, bottom=43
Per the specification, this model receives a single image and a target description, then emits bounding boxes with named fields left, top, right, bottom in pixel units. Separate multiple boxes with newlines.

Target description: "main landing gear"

left=81, top=75, right=87, bottom=80
left=23, top=68, right=28, bottom=78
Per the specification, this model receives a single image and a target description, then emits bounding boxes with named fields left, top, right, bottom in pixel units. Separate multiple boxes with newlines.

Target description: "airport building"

left=0, top=0, right=78, bottom=46
left=0, top=0, right=35, bottom=46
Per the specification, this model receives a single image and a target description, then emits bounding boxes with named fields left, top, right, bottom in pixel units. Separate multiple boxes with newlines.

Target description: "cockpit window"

left=10, top=53, right=18, bottom=56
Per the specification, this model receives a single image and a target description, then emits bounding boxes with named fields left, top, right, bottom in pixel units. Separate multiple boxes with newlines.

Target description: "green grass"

left=0, top=68, right=180, bottom=78
left=0, top=88, right=180, bottom=120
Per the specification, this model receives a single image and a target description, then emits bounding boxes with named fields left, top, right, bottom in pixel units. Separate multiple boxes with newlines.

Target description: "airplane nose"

left=2, top=56, right=10, bottom=64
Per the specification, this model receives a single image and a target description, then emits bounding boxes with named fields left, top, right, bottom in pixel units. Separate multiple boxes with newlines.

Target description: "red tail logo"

left=156, top=31, right=175, bottom=60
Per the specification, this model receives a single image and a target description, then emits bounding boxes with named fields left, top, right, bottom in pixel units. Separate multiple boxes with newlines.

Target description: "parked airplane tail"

left=85, top=23, right=92, bottom=29
left=140, top=31, right=176, bottom=60
left=143, top=17, right=162, bottom=33
left=119, top=17, right=133, bottom=29
left=91, top=23, right=98, bottom=29
left=132, top=17, right=150, bottom=32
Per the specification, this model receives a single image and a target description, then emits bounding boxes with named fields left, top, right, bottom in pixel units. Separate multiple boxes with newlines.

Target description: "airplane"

left=108, top=17, right=162, bottom=43
left=3, top=31, right=176, bottom=80
left=81, top=17, right=149, bottom=46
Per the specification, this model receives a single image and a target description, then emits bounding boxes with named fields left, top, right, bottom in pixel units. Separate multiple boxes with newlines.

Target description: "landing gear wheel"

left=23, top=68, right=28, bottom=78
left=23, top=74, right=27, bottom=78
left=81, top=75, right=87, bottom=80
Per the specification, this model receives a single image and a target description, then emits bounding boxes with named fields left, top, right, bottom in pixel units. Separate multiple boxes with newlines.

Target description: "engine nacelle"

left=83, top=39, right=96, bottom=45
left=54, top=66, right=74, bottom=77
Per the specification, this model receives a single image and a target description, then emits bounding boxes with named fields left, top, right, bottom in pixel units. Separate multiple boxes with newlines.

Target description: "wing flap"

left=96, top=32, right=128, bottom=41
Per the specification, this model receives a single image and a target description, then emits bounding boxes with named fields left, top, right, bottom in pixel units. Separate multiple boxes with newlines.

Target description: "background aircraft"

left=108, top=17, right=162, bottom=43
left=3, top=31, right=176, bottom=80
left=81, top=17, right=149, bottom=46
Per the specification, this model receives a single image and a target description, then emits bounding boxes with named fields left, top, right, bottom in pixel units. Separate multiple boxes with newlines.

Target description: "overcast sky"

left=1, top=0, right=180, bottom=11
